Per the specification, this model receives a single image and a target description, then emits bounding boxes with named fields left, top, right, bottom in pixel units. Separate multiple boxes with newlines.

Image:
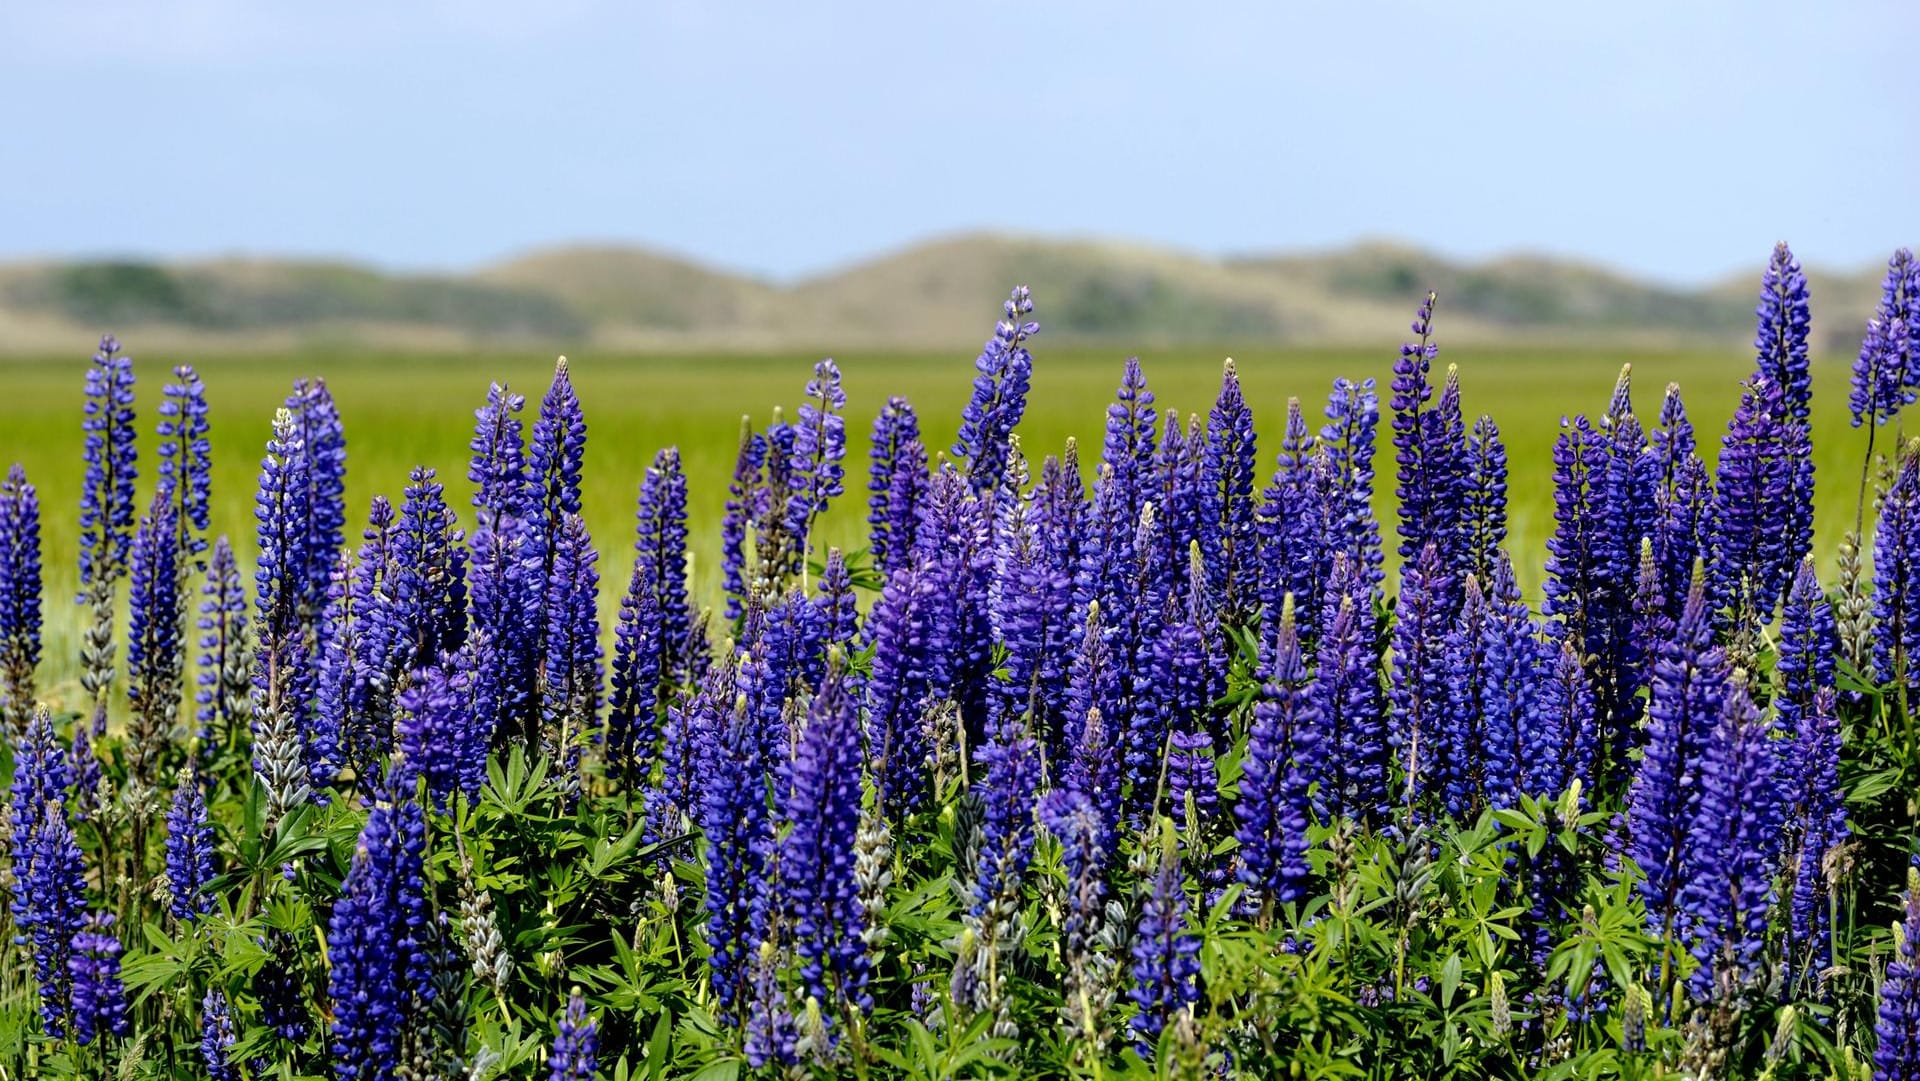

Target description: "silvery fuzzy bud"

left=854, top=800, right=894, bottom=954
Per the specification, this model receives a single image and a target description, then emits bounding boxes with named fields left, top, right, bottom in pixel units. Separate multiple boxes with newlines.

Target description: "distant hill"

left=0, top=233, right=1892, bottom=353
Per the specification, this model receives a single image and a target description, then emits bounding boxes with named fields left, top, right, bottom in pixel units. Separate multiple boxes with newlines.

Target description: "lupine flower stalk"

left=953, top=286, right=1037, bottom=496
left=1389, top=543, right=1450, bottom=811
left=158, top=364, right=213, bottom=562
left=607, top=447, right=692, bottom=779
left=165, top=769, right=217, bottom=921
left=1236, top=596, right=1318, bottom=908
left=1129, top=824, right=1201, bottom=1054
left=0, top=464, right=41, bottom=732
left=868, top=396, right=922, bottom=572
left=202, top=988, right=239, bottom=1081
left=1204, top=358, right=1260, bottom=622
left=787, top=357, right=847, bottom=555
left=289, top=378, right=347, bottom=618
left=328, top=788, right=434, bottom=1081
left=252, top=408, right=315, bottom=818
left=195, top=536, right=249, bottom=760
left=1877, top=452, right=1920, bottom=699
left=1313, top=557, right=1388, bottom=822
left=1875, top=863, right=1920, bottom=1081
left=69, top=911, right=130, bottom=1044
left=1320, top=377, right=1383, bottom=588
left=1680, top=680, right=1781, bottom=1003
left=777, top=657, right=870, bottom=1017
left=549, top=987, right=599, bottom=1081
left=79, top=335, right=137, bottom=734
left=126, top=490, right=184, bottom=786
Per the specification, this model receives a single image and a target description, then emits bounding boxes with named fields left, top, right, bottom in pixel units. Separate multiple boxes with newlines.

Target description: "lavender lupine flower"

left=79, top=334, right=137, bottom=594
left=1875, top=863, right=1920, bottom=1081
left=868, top=397, right=922, bottom=572
left=1529, top=639, right=1594, bottom=801
left=1650, top=385, right=1713, bottom=621
left=1166, top=726, right=1218, bottom=831
left=1236, top=597, right=1318, bottom=906
left=1259, top=400, right=1329, bottom=647
left=1680, top=680, right=1781, bottom=1002
left=752, top=416, right=803, bottom=592
left=1137, top=548, right=1225, bottom=799
left=1129, top=828, right=1201, bottom=1054
left=69, top=911, right=129, bottom=1045
left=1389, top=543, right=1451, bottom=812
left=1313, top=556, right=1388, bottom=822
left=467, top=382, right=537, bottom=737
left=1390, top=297, right=1468, bottom=585
left=745, top=590, right=825, bottom=766
left=542, top=514, right=601, bottom=774
left=814, top=549, right=858, bottom=652
left=778, top=660, right=871, bottom=1014
left=1064, top=606, right=1124, bottom=839
left=328, top=788, right=433, bottom=1081
left=252, top=408, right=317, bottom=799
left=529, top=357, right=587, bottom=591
left=1320, top=377, right=1384, bottom=589
left=1626, top=576, right=1730, bottom=944
left=1437, top=575, right=1494, bottom=818
left=607, top=448, right=692, bottom=778
left=23, top=798, right=86, bottom=1035
left=918, top=467, right=995, bottom=738
left=645, top=650, right=732, bottom=842
left=201, top=989, right=239, bottom=1081
left=953, top=286, right=1037, bottom=495
left=1463, top=414, right=1507, bottom=587
left=1152, top=413, right=1207, bottom=605
left=549, top=987, right=599, bottom=1081
left=126, top=490, right=184, bottom=785
left=970, top=717, right=1042, bottom=916
left=165, top=771, right=217, bottom=921
left=1118, top=506, right=1174, bottom=811
left=8, top=708, right=72, bottom=925
left=1850, top=249, right=1919, bottom=429
left=1083, top=358, right=1158, bottom=618
left=1713, top=375, right=1813, bottom=628
left=863, top=561, right=935, bottom=819
left=700, top=687, right=772, bottom=1017
left=1878, top=453, right=1920, bottom=695
left=195, top=536, right=249, bottom=760
left=989, top=440, right=1059, bottom=730
left=1776, top=560, right=1845, bottom=992
left=289, top=378, right=347, bottom=618
left=787, top=357, right=847, bottom=552
left=1476, top=553, right=1542, bottom=803
left=0, top=464, right=41, bottom=731
left=1038, top=788, right=1113, bottom=1039
left=1204, top=359, right=1260, bottom=622
left=256, top=929, right=311, bottom=1041
left=158, top=364, right=213, bottom=561
left=722, top=419, right=765, bottom=620
left=389, top=466, right=469, bottom=673
left=1031, top=446, right=1086, bottom=725
left=397, top=662, right=483, bottom=807
left=1754, top=242, right=1814, bottom=422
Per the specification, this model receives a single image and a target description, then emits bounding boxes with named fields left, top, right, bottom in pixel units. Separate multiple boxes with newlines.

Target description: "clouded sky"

left=3, top=1, right=1914, bottom=283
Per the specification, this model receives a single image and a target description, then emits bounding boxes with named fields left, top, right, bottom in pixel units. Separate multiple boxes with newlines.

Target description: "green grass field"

left=0, top=343, right=1890, bottom=711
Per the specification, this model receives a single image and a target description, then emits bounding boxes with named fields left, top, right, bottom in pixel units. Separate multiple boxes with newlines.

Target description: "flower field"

left=3, top=244, right=1920, bottom=1079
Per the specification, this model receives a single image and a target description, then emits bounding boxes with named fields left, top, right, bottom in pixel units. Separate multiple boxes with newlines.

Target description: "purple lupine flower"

left=1236, top=597, right=1318, bottom=906
left=970, top=717, right=1042, bottom=916
left=752, top=418, right=803, bottom=590
left=1152, top=412, right=1207, bottom=605
left=8, top=708, right=72, bottom=926
left=1438, top=574, right=1494, bottom=818
left=1390, top=296, right=1468, bottom=583
left=1083, top=358, right=1158, bottom=616
left=126, top=490, right=184, bottom=783
left=1259, top=399, right=1329, bottom=647
left=722, top=419, right=765, bottom=620
left=953, top=286, right=1037, bottom=495
left=1776, top=559, right=1845, bottom=994
left=467, top=382, right=537, bottom=739
left=1064, top=605, right=1124, bottom=839
left=1529, top=638, right=1594, bottom=801
left=1849, top=249, right=1919, bottom=429
left=1313, top=556, right=1388, bottom=823
left=69, top=911, right=129, bottom=1044
left=390, top=466, right=469, bottom=673
left=1029, top=446, right=1085, bottom=724
left=1037, top=788, right=1110, bottom=1033
left=1625, top=576, right=1730, bottom=944
left=1463, top=414, right=1507, bottom=587
left=607, top=447, right=692, bottom=778
left=252, top=407, right=317, bottom=792
left=863, top=561, right=935, bottom=819
left=786, top=357, right=847, bottom=549
left=1142, top=546, right=1225, bottom=754
left=1649, top=384, right=1713, bottom=622
left=541, top=513, right=601, bottom=773
left=79, top=334, right=137, bottom=593
left=469, top=382, right=533, bottom=529
left=549, top=987, right=598, bottom=1081
left=1680, top=680, right=1781, bottom=1002
left=1166, top=725, right=1218, bottom=827
left=699, top=684, right=772, bottom=1017
left=256, top=929, right=311, bottom=1041
left=195, top=536, right=248, bottom=761
left=814, top=548, right=858, bottom=652
left=1754, top=241, right=1814, bottom=422
left=23, top=797, right=86, bottom=1036
left=328, top=787, right=433, bottom=1081
left=1118, top=506, right=1174, bottom=814
left=1875, top=863, right=1920, bottom=1080
left=397, top=661, right=482, bottom=807
left=868, top=396, right=921, bottom=572
left=745, top=589, right=825, bottom=765
left=989, top=442, right=1058, bottom=730
left=1320, top=377, right=1384, bottom=589
left=645, top=650, right=732, bottom=842
left=1388, top=543, right=1451, bottom=812
left=202, top=988, right=239, bottom=1081
left=1477, top=553, right=1543, bottom=803
left=0, top=464, right=42, bottom=731
left=1204, top=359, right=1260, bottom=622
left=1711, top=375, right=1811, bottom=626
left=1877, top=453, right=1920, bottom=694
left=529, top=357, right=587, bottom=591
left=777, top=660, right=870, bottom=1014
left=165, top=771, right=217, bottom=921
left=316, top=552, right=378, bottom=781
left=1597, top=376, right=1656, bottom=727
left=1129, top=832, right=1201, bottom=1053
left=917, top=466, right=995, bottom=738
left=288, top=378, right=347, bottom=618
left=158, top=364, right=213, bottom=561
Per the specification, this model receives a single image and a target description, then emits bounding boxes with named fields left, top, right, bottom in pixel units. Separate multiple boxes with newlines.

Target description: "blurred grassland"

left=0, top=344, right=1889, bottom=712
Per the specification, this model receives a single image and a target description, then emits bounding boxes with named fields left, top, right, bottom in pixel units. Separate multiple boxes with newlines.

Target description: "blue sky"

left=2, top=1, right=1914, bottom=283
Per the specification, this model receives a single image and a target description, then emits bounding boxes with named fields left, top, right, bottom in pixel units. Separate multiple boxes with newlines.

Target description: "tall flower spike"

left=721, top=418, right=765, bottom=619
left=1259, top=399, right=1327, bottom=648
left=0, top=464, right=42, bottom=732
left=1874, top=862, right=1920, bottom=1080
left=989, top=438, right=1053, bottom=728
left=1877, top=451, right=1920, bottom=697
left=9, top=707, right=73, bottom=926
left=1849, top=249, right=1919, bottom=429
left=1477, top=553, right=1543, bottom=802
left=1313, top=560, right=1389, bottom=823
left=1712, top=375, right=1810, bottom=628
left=79, top=334, right=138, bottom=593
left=1129, top=824, right=1201, bottom=1054
left=917, top=466, right=995, bottom=739
left=252, top=407, right=317, bottom=803
left=541, top=514, right=601, bottom=778
left=1650, top=384, right=1713, bottom=622
left=863, top=561, right=936, bottom=819
left=529, top=357, right=587, bottom=607
left=1679, top=679, right=1781, bottom=1003
left=1320, top=377, right=1384, bottom=588
left=607, top=447, right=692, bottom=778
left=397, top=661, right=484, bottom=807
left=195, top=535, right=249, bottom=761
left=814, top=548, right=859, bottom=651
left=1083, top=357, right=1158, bottom=619
left=1236, top=595, right=1318, bottom=906
left=467, top=382, right=537, bottom=736
left=1391, top=295, right=1467, bottom=577
left=1463, top=414, right=1507, bottom=587
left=1205, top=359, right=1260, bottom=622
left=126, top=489, right=185, bottom=787
left=1037, top=788, right=1114, bottom=1042
left=289, top=378, right=347, bottom=618
left=69, top=911, right=130, bottom=1045
left=1388, top=543, right=1451, bottom=812
left=24, top=797, right=87, bottom=1036
left=328, top=788, right=433, bottom=1081
left=165, top=769, right=217, bottom=921
left=1754, top=241, right=1814, bottom=421
left=786, top=357, right=847, bottom=551
left=158, top=364, right=213, bottom=561
left=389, top=465, right=469, bottom=674
left=1438, top=574, right=1494, bottom=817
left=549, top=987, right=599, bottom=1081
left=970, top=714, right=1042, bottom=917
left=868, top=396, right=922, bottom=573
left=777, top=657, right=871, bottom=1015
left=953, top=286, right=1037, bottom=495
left=202, top=988, right=239, bottom=1081
left=699, top=688, right=772, bottom=1017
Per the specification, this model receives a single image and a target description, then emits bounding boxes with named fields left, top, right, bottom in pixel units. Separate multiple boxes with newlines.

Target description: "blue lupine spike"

left=1755, top=241, right=1814, bottom=422
left=289, top=378, right=347, bottom=619
left=1438, top=573, right=1493, bottom=817
left=529, top=357, right=588, bottom=588
left=1205, top=359, right=1260, bottom=622
left=0, top=464, right=42, bottom=731
left=1166, top=725, right=1218, bottom=828
left=745, top=588, right=826, bottom=765
left=868, top=396, right=922, bottom=573
left=722, top=418, right=765, bottom=620
left=194, top=536, right=249, bottom=761
left=202, top=988, right=239, bottom=1081
left=607, top=447, right=693, bottom=779
left=468, top=382, right=533, bottom=531
left=917, top=466, right=995, bottom=738
left=126, top=489, right=184, bottom=782
left=467, top=382, right=537, bottom=735
left=1237, top=596, right=1317, bottom=905
left=989, top=440, right=1055, bottom=731
left=699, top=687, right=772, bottom=1017
left=1391, top=297, right=1468, bottom=581
left=1777, top=559, right=1846, bottom=995
left=953, top=286, right=1037, bottom=494
left=1128, top=829, right=1201, bottom=1053
left=165, top=770, right=217, bottom=921
left=1477, top=553, right=1543, bottom=802
left=1312, top=556, right=1388, bottom=823
left=1037, top=788, right=1110, bottom=1028
left=1680, top=679, right=1781, bottom=1002
left=777, top=658, right=870, bottom=1014
left=1084, top=357, right=1159, bottom=621
left=252, top=407, right=319, bottom=790
left=1320, top=377, right=1384, bottom=589
left=1877, top=452, right=1920, bottom=697
left=1849, top=249, right=1919, bottom=428
left=1259, top=399, right=1328, bottom=648
left=397, top=660, right=483, bottom=807
left=814, top=548, right=858, bottom=651
left=786, top=357, right=847, bottom=551
left=79, top=334, right=138, bottom=593
left=1388, top=543, right=1450, bottom=812
left=391, top=465, right=469, bottom=672
left=24, top=796, right=87, bottom=1036
left=1873, top=862, right=1920, bottom=1080
left=863, top=560, right=935, bottom=819
left=541, top=513, right=602, bottom=776
left=8, top=708, right=73, bottom=926
left=1120, top=504, right=1173, bottom=813
left=158, top=364, right=213, bottom=561
left=1649, top=384, right=1712, bottom=621
left=1711, top=375, right=1810, bottom=625
left=753, top=416, right=802, bottom=590
left=1529, top=637, right=1594, bottom=800
left=327, top=787, right=433, bottom=1081
left=1138, top=546, right=1225, bottom=818
left=69, top=911, right=130, bottom=1045
left=1152, top=412, right=1207, bottom=605
left=970, top=716, right=1042, bottom=916
left=549, top=987, right=599, bottom=1081
left=1463, top=414, right=1507, bottom=586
